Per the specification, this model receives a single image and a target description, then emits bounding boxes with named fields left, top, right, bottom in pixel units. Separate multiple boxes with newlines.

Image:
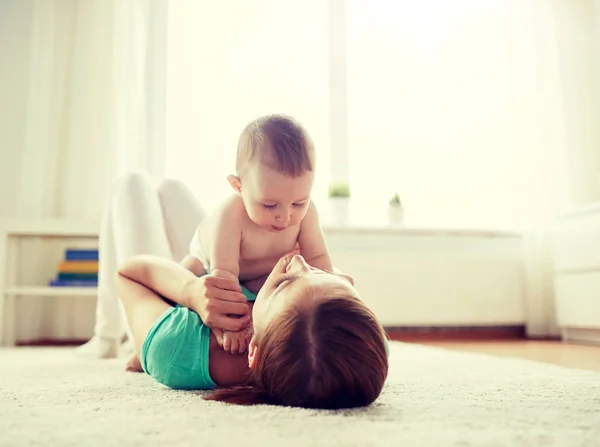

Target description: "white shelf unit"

left=0, top=218, right=100, bottom=346
left=4, top=286, right=98, bottom=297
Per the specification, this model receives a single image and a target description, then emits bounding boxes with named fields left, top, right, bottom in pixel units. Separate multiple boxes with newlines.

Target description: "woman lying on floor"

left=117, top=251, right=389, bottom=409
left=79, top=172, right=388, bottom=409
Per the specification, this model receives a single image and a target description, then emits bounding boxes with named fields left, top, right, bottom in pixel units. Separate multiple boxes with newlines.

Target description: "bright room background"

left=1, top=0, right=600, bottom=344
left=165, top=0, right=600, bottom=229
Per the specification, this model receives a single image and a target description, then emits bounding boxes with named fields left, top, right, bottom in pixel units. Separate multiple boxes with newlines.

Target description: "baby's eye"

left=293, top=202, right=307, bottom=208
left=263, top=204, right=277, bottom=210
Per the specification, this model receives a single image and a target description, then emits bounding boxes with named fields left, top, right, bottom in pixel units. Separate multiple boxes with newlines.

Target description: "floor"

left=3, top=344, right=599, bottom=446
left=23, top=338, right=600, bottom=372
left=414, top=340, right=600, bottom=372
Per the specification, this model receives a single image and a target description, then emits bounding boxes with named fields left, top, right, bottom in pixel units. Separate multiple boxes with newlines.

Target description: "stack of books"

left=48, top=248, right=99, bottom=287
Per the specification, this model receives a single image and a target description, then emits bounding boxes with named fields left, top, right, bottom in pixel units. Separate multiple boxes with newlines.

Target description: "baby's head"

left=228, top=115, right=316, bottom=232
left=206, top=254, right=389, bottom=409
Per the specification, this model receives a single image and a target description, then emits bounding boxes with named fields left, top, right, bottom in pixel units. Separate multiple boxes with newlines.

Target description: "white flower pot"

left=329, top=197, right=350, bottom=225
left=387, top=205, right=404, bottom=226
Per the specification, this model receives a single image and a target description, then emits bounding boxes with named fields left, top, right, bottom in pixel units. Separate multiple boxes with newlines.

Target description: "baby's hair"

left=235, top=114, right=315, bottom=178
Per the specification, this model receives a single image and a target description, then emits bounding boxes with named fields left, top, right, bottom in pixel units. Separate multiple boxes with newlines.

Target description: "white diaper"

left=188, top=233, right=210, bottom=271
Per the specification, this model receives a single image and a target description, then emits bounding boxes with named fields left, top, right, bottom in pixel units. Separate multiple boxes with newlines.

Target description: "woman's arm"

left=117, top=255, right=250, bottom=331
left=180, top=254, right=207, bottom=277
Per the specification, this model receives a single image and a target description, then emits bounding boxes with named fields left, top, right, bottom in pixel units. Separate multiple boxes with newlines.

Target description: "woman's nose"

left=286, top=254, right=311, bottom=274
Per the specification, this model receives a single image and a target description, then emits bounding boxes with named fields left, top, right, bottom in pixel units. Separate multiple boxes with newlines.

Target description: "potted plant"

left=328, top=181, right=350, bottom=225
left=388, top=193, right=404, bottom=225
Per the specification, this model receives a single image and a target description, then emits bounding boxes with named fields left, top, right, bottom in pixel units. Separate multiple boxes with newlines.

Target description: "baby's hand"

left=222, top=326, right=253, bottom=355
left=212, top=327, right=225, bottom=348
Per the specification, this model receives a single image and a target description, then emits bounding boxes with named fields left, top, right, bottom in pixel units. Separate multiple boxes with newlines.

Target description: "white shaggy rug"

left=1, top=342, right=599, bottom=447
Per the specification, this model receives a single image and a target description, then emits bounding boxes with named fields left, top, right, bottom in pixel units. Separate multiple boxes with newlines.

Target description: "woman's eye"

left=263, top=204, right=277, bottom=210
left=273, top=275, right=291, bottom=289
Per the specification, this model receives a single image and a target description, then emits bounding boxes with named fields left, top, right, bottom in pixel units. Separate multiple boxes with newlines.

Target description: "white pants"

left=94, top=172, right=206, bottom=340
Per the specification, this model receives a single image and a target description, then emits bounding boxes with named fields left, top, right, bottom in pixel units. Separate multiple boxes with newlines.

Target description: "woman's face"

left=251, top=254, right=355, bottom=332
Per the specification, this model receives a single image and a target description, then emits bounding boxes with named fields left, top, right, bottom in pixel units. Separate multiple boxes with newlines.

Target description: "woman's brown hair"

left=204, top=288, right=389, bottom=409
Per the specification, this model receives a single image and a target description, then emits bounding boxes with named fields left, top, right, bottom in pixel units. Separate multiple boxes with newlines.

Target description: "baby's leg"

left=76, top=173, right=174, bottom=360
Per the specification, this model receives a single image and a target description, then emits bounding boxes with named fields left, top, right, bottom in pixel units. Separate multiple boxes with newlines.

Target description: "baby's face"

left=240, top=163, right=314, bottom=232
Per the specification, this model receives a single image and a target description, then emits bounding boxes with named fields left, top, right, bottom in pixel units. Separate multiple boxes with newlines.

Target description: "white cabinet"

left=551, top=205, right=600, bottom=345
left=323, top=227, right=526, bottom=327
left=0, top=219, right=99, bottom=346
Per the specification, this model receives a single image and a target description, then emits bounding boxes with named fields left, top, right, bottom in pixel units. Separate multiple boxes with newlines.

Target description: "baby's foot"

left=74, top=336, right=118, bottom=359
left=125, top=354, right=143, bottom=373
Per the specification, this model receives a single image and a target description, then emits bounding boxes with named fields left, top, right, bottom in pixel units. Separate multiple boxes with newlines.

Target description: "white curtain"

left=13, top=0, right=167, bottom=219
left=507, top=0, right=569, bottom=337
left=0, top=0, right=168, bottom=341
left=515, top=0, right=600, bottom=337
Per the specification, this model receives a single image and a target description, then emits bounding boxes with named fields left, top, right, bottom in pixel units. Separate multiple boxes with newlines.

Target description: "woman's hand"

left=187, top=271, right=250, bottom=332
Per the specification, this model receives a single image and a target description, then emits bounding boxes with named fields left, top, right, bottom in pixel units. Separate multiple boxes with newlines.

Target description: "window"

left=166, top=0, right=572, bottom=229
left=346, top=0, right=520, bottom=228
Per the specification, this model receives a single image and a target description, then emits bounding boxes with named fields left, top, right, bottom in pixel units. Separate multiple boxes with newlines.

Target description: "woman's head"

left=206, top=255, right=389, bottom=409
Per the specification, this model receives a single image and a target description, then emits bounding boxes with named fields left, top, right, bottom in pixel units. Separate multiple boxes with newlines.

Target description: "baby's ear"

left=227, top=175, right=242, bottom=194
left=248, top=336, right=258, bottom=369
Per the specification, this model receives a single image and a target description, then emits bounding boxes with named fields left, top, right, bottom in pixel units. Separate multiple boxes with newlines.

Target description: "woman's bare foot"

left=125, top=354, right=143, bottom=373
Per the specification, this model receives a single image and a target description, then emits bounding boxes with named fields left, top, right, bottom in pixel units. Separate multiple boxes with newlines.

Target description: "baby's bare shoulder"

left=221, top=197, right=250, bottom=233
left=199, top=195, right=247, bottom=237
left=203, top=195, right=245, bottom=223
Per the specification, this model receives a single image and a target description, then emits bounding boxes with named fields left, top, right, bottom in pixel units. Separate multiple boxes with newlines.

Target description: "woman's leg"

left=76, top=173, right=174, bottom=358
left=156, top=178, right=207, bottom=262
left=121, top=179, right=208, bottom=370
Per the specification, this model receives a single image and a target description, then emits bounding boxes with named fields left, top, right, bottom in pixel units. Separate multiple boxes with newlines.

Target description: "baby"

left=184, top=114, right=333, bottom=354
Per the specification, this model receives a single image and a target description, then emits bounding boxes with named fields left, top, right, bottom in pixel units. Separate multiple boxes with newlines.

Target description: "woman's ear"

left=227, top=175, right=242, bottom=194
left=248, top=336, right=258, bottom=369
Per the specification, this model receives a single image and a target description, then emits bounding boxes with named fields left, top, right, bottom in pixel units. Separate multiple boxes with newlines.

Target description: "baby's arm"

left=206, top=204, right=253, bottom=354
left=298, top=201, right=333, bottom=272
left=209, top=204, right=242, bottom=280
